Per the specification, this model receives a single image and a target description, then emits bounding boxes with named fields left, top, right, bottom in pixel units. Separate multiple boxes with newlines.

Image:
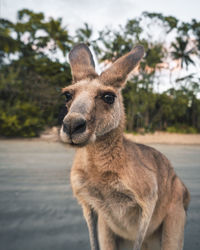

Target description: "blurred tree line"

left=0, top=9, right=200, bottom=137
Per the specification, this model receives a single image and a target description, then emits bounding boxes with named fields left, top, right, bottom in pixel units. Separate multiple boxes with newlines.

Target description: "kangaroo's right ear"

left=99, top=45, right=144, bottom=88
left=69, top=44, right=98, bottom=83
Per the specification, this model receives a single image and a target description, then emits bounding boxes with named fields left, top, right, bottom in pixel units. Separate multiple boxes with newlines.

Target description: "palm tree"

left=75, top=23, right=93, bottom=44
left=171, top=37, right=196, bottom=69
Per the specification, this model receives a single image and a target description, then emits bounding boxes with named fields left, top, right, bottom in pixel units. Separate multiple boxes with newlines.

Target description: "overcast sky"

left=1, top=0, right=200, bottom=33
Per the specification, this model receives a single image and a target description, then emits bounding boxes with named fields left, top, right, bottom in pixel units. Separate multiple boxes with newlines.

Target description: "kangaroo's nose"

left=63, top=117, right=86, bottom=136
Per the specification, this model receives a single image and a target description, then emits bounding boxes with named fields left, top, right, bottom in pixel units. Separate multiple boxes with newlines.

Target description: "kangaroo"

left=60, top=43, right=190, bottom=250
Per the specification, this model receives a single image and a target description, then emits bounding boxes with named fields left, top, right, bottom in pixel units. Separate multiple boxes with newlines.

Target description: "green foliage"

left=167, top=125, right=198, bottom=134
left=141, top=42, right=165, bottom=70
left=0, top=101, right=45, bottom=137
left=0, top=9, right=200, bottom=137
left=142, top=12, right=178, bottom=33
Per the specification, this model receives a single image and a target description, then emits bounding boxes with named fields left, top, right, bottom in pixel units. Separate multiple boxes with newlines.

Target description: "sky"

left=1, top=0, right=200, bottom=34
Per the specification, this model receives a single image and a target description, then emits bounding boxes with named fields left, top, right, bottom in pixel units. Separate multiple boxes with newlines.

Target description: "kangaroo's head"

left=60, top=44, right=144, bottom=146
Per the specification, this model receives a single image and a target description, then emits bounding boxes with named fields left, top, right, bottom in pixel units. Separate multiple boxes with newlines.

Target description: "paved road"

left=0, top=140, right=199, bottom=250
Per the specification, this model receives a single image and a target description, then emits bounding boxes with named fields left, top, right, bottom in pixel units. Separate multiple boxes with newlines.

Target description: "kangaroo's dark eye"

left=63, top=92, right=72, bottom=102
left=102, top=92, right=116, bottom=104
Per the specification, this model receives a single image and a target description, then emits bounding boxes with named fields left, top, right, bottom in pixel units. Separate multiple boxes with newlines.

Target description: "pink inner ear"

left=99, top=45, right=144, bottom=88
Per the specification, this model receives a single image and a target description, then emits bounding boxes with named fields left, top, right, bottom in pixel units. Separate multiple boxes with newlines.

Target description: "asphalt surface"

left=0, top=140, right=199, bottom=250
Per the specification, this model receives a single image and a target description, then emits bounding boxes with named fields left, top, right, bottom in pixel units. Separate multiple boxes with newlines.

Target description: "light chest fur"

left=71, top=157, right=141, bottom=241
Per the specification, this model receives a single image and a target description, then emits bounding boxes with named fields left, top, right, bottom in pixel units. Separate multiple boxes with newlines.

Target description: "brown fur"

left=60, top=44, right=190, bottom=250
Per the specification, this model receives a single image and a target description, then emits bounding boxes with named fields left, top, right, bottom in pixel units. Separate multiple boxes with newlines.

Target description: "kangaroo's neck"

left=85, top=125, right=126, bottom=172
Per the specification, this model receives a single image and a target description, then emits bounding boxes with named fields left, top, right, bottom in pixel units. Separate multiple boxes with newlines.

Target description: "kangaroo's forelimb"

left=82, top=204, right=99, bottom=250
left=133, top=194, right=157, bottom=250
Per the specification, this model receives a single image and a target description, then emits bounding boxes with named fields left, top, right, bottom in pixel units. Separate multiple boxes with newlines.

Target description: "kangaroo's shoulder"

left=124, top=136, right=168, bottom=161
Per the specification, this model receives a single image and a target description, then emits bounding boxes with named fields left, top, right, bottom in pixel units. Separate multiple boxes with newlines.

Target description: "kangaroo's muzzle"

left=63, top=116, right=86, bottom=137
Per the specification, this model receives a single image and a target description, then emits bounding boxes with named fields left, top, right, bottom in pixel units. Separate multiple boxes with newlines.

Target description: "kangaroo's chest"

left=71, top=169, right=140, bottom=240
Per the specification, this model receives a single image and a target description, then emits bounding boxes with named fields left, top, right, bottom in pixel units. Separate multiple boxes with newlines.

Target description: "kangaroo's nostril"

left=63, top=122, right=70, bottom=134
left=71, top=118, right=86, bottom=135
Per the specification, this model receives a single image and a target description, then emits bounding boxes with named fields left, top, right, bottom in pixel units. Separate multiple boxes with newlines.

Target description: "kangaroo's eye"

left=63, top=92, right=72, bottom=102
left=102, top=92, right=116, bottom=104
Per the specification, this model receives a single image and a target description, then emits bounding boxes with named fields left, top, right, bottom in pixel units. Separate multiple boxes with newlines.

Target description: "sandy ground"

left=126, top=132, right=200, bottom=145
left=40, top=127, right=200, bottom=144
left=0, top=140, right=199, bottom=250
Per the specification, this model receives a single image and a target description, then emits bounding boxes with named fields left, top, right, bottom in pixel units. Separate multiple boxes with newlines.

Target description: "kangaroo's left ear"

left=99, top=45, right=144, bottom=88
left=69, top=43, right=98, bottom=83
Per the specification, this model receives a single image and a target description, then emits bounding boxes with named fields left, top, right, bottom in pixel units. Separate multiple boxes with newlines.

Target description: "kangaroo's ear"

left=69, top=44, right=98, bottom=83
left=99, top=45, right=144, bottom=88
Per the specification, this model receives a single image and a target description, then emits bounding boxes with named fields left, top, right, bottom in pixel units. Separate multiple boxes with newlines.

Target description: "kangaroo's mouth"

left=69, top=140, right=89, bottom=148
